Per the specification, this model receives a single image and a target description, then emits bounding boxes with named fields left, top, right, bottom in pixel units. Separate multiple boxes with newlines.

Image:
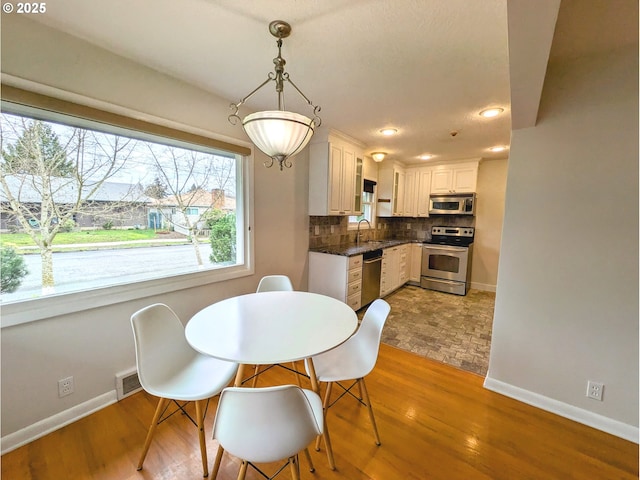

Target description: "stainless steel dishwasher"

left=361, top=249, right=383, bottom=307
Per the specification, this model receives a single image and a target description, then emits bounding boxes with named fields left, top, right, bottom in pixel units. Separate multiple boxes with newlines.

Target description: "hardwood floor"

left=2, top=344, right=637, bottom=479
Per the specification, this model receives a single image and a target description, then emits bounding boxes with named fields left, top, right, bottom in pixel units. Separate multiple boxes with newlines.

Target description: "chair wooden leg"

left=251, top=365, right=260, bottom=387
left=302, top=447, right=315, bottom=472
left=321, top=421, right=336, bottom=470
left=237, top=460, right=248, bottom=480
left=291, top=361, right=302, bottom=387
left=195, top=400, right=209, bottom=477
left=211, top=444, right=225, bottom=480
left=359, top=378, right=381, bottom=446
left=357, top=378, right=364, bottom=400
left=137, top=397, right=169, bottom=470
left=315, top=382, right=332, bottom=451
left=289, top=455, right=301, bottom=480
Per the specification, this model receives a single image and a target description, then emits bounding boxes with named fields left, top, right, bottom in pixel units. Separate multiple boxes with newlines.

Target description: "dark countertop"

left=309, top=239, right=419, bottom=257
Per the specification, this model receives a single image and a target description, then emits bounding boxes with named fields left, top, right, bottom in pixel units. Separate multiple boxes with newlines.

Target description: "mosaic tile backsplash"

left=309, top=215, right=475, bottom=249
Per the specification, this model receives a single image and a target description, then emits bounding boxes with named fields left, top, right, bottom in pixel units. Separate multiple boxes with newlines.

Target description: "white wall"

left=485, top=46, right=638, bottom=440
left=472, top=158, right=508, bottom=291
left=1, top=16, right=310, bottom=442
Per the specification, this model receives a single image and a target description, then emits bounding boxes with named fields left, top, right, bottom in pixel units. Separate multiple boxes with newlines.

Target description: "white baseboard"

left=484, top=377, right=639, bottom=444
left=1, top=390, right=118, bottom=455
left=470, top=281, right=496, bottom=292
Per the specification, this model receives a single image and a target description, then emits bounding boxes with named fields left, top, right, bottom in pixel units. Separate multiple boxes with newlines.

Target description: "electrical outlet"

left=586, top=380, right=604, bottom=401
left=406, top=223, right=411, bottom=230
left=330, top=225, right=335, bottom=233
left=58, top=376, right=74, bottom=397
left=314, top=225, right=320, bottom=235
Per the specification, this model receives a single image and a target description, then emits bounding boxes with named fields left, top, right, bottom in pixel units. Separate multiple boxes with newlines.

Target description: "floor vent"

left=116, top=368, right=142, bottom=400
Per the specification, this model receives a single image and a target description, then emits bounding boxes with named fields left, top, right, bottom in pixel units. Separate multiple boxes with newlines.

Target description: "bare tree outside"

left=0, top=114, right=140, bottom=293
left=0, top=110, right=242, bottom=302
left=145, top=143, right=236, bottom=266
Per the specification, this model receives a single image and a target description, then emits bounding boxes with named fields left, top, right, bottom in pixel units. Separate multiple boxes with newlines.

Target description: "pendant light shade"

left=229, top=20, right=322, bottom=171
left=243, top=111, right=316, bottom=169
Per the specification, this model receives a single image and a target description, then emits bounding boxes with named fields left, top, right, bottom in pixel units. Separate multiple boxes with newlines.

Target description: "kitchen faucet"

left=356, top=219, right=371, bottom=245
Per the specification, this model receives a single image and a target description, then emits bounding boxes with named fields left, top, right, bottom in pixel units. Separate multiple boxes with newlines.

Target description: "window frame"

left=0, top=89, right=255, bottom=328
left=347, top=186, right=376, bottom=231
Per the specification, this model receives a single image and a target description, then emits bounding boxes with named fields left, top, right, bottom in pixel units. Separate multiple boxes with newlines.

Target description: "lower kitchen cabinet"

left=308, top=252, right=363, bottom=310
left=398, top=244, right=409, bottom=285
left=381, top=244, right=414, bottom=296
left=380, top=246, right=400, bottom=296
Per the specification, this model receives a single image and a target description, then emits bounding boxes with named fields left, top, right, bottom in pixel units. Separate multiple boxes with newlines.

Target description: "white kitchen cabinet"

left=380, top=165, right=432, bottom=218
left=409, top=243, right=422, bottom=284
left=380, top=246, right=403, bottom=296
left=353, top=155, right=364, bottom=215
left=380, top=244, right=413, bottom=296
left=308, top=252, right=363, bottom=310
left=309, top=131, right=364, bottom=215
left=415, top=168, right=432, bottom=217
left=402, top=169, right=417, bottom=217
left=398, top=244, right=409, bottom=285
left=430, top=160, right=480, bottom=194
left=377, top=162, right=405, bottom=217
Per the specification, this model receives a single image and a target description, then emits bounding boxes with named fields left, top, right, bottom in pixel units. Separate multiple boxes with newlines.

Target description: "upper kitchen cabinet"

left=379, top=163, right=432, bottom=218
left=430, top=160, right=480, bottom=194
left=415, top=167, right=432, bottom=217
left=309, top=130, right=365, bottom=215
left=377, top=161, right=405, bottom=217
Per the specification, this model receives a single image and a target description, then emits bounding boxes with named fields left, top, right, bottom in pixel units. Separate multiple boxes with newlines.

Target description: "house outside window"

left=0, top=101, right=252, bottom=323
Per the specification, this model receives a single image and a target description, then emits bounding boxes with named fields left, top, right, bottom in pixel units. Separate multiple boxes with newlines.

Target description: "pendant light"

left=228, top=20, right=322, bottom=170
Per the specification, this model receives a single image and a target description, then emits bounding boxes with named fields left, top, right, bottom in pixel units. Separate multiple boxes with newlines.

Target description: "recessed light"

left=419, top=154, right=433, bottom=160
left=489, top=145, right=508, bottom=152
left=379, top=128, right=398, bottom=136
left=479, top=108, right=504, bottom=118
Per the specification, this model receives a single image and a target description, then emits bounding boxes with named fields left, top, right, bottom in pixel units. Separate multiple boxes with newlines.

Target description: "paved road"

left=1, top=243, right=213, bottom=303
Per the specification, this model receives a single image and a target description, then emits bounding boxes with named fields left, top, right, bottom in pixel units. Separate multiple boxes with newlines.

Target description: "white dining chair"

left=305, top=298, right=391, bottom=447
left=211, top=385, right=323, bottom=480
left=252, top=275, right=304, bottom=387
left=130, top=303, right=238, bottom=478
left=256, top=274, right=294, bottom=292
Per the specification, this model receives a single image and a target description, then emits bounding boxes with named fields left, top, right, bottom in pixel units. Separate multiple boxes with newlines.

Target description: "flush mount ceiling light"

left=479, top=108, right=504, bottom=118
left=489, top=145, right=508, bottom=152
left=419, top=154, right=433, bottom=160
left=229, top=20, right=321, bottom=171
left=379, top=128, right=398, bottom=136
left=371, top=152, right=386, bottom=162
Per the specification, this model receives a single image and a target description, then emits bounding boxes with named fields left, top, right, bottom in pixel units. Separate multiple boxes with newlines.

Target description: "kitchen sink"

left=358, top=240, right=383, bottom=247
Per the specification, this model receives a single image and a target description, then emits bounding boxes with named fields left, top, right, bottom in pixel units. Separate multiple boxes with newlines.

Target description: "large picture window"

left=0, top=97, right=252, bottom=323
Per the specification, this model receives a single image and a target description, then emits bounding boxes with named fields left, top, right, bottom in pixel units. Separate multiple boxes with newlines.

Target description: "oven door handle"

left=423, top=245, right=467, bottom=253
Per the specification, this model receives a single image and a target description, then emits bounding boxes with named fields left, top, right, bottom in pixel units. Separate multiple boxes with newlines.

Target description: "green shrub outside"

left=203, top=210, right=236, bottom=264
left=1, top=247, right=28, bottom=293
left=59, top=218, right=76, bottom=233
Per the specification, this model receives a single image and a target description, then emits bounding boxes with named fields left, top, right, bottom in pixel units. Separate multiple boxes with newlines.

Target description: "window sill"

left=0, top=265, right=252, bottom=328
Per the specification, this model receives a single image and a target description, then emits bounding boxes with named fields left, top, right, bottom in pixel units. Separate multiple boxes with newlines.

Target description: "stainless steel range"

left=421, top=226, right=474, bottom=295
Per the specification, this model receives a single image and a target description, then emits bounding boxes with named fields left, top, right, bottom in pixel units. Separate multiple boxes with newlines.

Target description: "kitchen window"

left=349, top=180, right=376, bottom=229
left=0, top=88, right=253, bottom=326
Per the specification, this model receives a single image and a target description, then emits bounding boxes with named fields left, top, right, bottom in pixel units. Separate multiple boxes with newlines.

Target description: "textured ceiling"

left=24, top=0, right=636, bottom=165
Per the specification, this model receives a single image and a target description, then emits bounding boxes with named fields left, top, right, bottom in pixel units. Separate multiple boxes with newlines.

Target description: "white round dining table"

left=185, top=290, right=357, bottom=471
left=185, top=290, right=357, bottom=367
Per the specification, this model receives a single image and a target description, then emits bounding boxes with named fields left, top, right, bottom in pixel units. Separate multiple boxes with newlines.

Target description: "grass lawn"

left=0, top=229, right=174, bottom=247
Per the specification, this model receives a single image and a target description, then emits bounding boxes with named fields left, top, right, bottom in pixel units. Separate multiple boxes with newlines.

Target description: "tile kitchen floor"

left=363, top=285, right=495, bottom=376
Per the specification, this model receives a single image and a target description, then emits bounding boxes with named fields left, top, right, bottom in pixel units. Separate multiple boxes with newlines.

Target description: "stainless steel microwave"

left=429, top=193, right=476, bottom=215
